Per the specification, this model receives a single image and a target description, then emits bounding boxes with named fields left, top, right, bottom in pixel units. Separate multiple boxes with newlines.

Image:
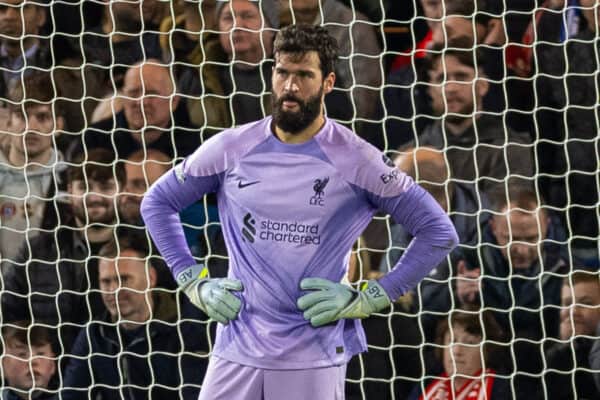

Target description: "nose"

left=430, top=22, right=445, bottom=48
left=283, top=76, right=299, bottom=93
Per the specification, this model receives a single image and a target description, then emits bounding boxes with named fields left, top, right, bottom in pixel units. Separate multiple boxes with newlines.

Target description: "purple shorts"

left=198, top=356, right=347, bottom=400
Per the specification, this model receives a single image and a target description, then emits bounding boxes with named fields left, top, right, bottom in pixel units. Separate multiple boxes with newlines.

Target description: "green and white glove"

left=297, top=277, right=391, bottom=327
left=176, top=264, right=243, bottom=324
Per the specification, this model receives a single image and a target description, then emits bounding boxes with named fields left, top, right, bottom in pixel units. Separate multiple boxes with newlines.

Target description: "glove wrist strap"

left=175, top=264, right=207, bottom=286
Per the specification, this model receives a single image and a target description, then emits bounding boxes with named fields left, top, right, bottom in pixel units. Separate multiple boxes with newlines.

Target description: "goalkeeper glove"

left=176, top=264, right=243, bottom=324
left=297, top=277, right=391, bottom=327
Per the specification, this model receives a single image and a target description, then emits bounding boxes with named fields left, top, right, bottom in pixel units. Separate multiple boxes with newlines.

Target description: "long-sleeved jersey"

left=141, top=116, right=458, bottom=369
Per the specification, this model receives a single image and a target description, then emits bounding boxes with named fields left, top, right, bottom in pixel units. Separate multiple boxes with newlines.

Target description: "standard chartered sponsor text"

left=259, top=219, right=321, bottom=244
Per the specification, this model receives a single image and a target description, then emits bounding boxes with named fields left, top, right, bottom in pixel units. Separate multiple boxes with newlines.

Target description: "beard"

left=72, top=200, right=116, bottom=225
left=272, top=86, right=323, bottom=134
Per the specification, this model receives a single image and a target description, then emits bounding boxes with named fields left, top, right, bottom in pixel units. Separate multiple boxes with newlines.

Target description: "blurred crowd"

left=0, top=0, right=598, bottom=399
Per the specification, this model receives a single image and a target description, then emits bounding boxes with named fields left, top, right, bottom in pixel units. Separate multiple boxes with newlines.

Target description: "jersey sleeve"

left=140, top=136, right=225, bottom=278
left=354, top=145, right=459, bottom=301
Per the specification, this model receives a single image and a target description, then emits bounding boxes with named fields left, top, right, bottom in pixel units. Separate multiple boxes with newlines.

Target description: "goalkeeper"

left=141, top=24, right=458, bottom=400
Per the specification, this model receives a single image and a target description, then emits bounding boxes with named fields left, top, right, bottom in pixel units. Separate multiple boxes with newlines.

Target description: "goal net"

left=0, top=0, right=598, bottom=399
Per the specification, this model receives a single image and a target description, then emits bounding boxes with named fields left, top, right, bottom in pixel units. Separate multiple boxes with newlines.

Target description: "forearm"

left=377, top=185, right=459, bottom=301
left=141, top=168, right=218, bottom=277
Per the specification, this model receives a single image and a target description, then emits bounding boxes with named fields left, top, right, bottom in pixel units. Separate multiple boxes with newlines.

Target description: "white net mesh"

left=0, top=0, right=598, bottom=399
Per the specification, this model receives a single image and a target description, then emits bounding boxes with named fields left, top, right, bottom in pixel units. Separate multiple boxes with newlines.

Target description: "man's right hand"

left=177, top=265, right=243, bottom=324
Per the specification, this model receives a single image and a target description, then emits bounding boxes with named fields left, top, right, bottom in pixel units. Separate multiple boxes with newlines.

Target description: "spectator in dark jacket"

left=382, top=0, right=509, bottom=150
left=1, top=322, right=58, bottom=400
left=61, top=233, right=210, bottom=400
left=71, top=60, right=200, bottom=162
left=478, top=185, right=568, bottom=398
left=1, top=148, right=124, bottom=353
left=414, top=47, right=534, bottom=195
left=544, top=270, right=600, bottom=400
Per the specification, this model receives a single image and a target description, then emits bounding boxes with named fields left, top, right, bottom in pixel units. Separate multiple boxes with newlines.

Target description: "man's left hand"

left=297, top=278, right=391, bottom=327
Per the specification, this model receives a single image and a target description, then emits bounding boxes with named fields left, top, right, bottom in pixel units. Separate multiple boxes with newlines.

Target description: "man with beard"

left=1, top=148, right=125, bottom=355
left=141, top=25, right=458, bottom=399
left=413, top=45, right=534, bottom=195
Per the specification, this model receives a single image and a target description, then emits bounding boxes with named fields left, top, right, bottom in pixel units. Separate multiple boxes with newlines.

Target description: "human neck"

left=231, top=52, right=264, bottom=70
left=444, top=116, right=477, bottom=137
left=451, top=376, right=469, bottom=391
left=274, top=113, right=325, bottom=144
left=2, top=37, right=39, bottom=58
left=128, top=127, right=166, bottom=146
left=7, top=146, right=53, bottom=171
left=118, top=303, right=153, bottom=331
left=76, top=222, right=115, bottom=243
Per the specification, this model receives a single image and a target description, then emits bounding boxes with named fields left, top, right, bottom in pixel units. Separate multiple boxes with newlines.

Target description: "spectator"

left=0, top=0, right=48, bottom=96
left=478, top=185, right=568, bottom=397
left=383, top=0, right=510, bottom=151
left=544, top=270, right=600, bottom=400
left=61, top=233, right=209, bottom=400
left=408, top=310, right=510, bottom=399
left=1, top=148, right=124, bottom=354
left=415, top=46, right=534, bottom=194
left=189, top=0, right=279, bottom=126
left=0, top=0, right=99, bottom=135
left=535, top=0, right=600, bottom=267
left=280, top=0, right=382, bottom=138
left=159, top=0, right=230, bottom=138
left=1, top=322, right=58, bottom=400
left=0, top=73, right=67, bottom=262
left=71, top=60, right=200, bottom=162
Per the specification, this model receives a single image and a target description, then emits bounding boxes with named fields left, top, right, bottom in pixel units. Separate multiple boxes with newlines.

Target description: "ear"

left=323, top=72, right=335, bottom=95
left=55, top=116, right=65, bottom=134
left=171, top=94, right=181, bottom=112
left=457, top=260, right=467, bottom=275
left=148, top=266, right=158, bottom=289
left=475, top=72, right=490, bottom=99
left=37, top=7, right=47, bottom=30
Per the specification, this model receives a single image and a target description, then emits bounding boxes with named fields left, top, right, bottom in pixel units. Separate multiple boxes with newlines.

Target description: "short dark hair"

left=445, top=0, right=494, bottom=26
left=68, top=148, right=126, bottom=187
left=2, top=321, right=57, bottom=354
left=7, top=72, right=64, bottom=117
left=273, top=24, right=339, bottom=78
left=98, top=229, right=150, bottom=260
left=428, top=37, right=485, bottom=72
left=434, top=310, right=504, bottom=368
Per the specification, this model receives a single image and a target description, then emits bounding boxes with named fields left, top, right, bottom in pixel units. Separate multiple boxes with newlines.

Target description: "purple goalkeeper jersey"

left=141, top=116, right=458, bottom=369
